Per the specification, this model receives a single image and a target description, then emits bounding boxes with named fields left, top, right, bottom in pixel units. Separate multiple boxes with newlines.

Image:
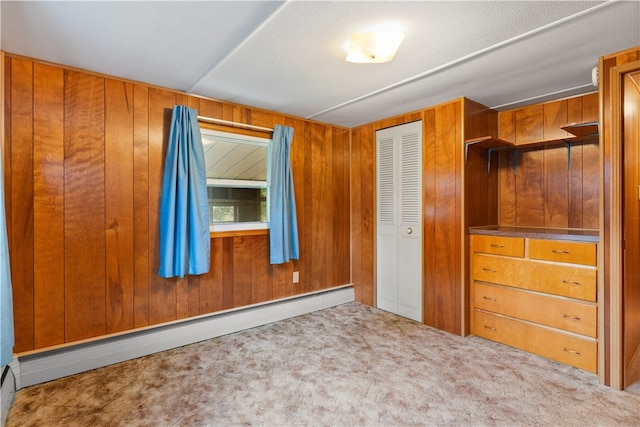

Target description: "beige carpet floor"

left=6, top=302, right=640, bottom=426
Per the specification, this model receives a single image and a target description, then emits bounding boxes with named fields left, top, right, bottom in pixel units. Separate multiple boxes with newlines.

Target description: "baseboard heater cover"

left=16, top=286, right=354, bottom=388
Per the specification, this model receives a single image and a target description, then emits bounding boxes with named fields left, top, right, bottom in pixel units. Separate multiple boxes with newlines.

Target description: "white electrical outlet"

left=293, top=271, right=299, bottom=283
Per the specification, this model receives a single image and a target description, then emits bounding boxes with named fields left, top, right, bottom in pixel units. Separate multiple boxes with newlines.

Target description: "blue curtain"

left=158, top=105, right=210, bottom=278
left=269, top=124, right=299, bottom=264
left=0, top=148, right=14, bottom=367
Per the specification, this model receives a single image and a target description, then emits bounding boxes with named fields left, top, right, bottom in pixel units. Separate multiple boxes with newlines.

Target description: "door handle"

left=407, top=227, right=413, bottom=235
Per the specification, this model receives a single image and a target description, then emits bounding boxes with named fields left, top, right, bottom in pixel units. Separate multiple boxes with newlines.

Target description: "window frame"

left=201, top=128, right=271, bottom=233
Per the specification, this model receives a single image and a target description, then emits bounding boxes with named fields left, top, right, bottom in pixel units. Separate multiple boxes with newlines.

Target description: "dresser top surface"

left=468, top=225, right=599, bottom=243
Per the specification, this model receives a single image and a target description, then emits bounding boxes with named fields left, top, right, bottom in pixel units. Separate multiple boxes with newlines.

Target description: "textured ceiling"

left=2, top=1, right=639, bottom=128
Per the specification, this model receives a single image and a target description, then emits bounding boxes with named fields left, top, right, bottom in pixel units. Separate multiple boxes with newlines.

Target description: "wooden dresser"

left=469, top=231, right=598, bottom=373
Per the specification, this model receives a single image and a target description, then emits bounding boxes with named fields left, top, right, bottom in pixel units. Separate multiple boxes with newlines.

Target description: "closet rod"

left=197, top=115, right=273, bottom=133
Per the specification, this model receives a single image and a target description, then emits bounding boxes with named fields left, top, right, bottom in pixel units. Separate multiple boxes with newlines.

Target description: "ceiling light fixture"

left=346, top=32, right=405, bottom=64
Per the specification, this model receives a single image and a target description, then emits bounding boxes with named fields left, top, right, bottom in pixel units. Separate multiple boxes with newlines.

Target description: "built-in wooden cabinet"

left=470, top=234, right=598, bottom=373
left=465, top=92, right=601, bottom=374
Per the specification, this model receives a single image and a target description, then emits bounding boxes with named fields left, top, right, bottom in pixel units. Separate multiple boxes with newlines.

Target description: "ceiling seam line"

left=489, top=83, right=596, bottom=110
left=305, top=0, right=620, bottom=120
left=186, top=0, right=291, bottom=94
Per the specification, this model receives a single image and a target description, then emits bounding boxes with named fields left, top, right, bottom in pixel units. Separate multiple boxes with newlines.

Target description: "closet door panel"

left=376, top=121, right=422, bottom=321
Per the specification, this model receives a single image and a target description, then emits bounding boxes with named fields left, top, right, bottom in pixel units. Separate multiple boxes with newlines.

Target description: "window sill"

left=210, top=223, right=269, bottom=238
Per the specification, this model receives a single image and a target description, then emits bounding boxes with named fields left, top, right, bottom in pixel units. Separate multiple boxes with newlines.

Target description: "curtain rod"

left=197, top=115, right=273, bottom=133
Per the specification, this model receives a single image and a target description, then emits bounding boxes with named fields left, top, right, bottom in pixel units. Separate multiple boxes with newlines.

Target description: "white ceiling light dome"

left=346, top=32, right=405, bottom=63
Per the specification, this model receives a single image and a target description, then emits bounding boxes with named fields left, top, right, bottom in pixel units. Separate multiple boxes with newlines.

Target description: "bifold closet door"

left=376, top=121, right=422, bottom=322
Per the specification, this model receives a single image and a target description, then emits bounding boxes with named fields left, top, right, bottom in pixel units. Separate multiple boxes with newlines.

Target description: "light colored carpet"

left=6, top=302, right=640, bottom=426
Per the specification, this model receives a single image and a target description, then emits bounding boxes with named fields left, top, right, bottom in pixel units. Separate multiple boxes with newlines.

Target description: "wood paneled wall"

left=3, top=55, right=350, bottom=354
left=496, top=93, right=600, bottom=228
left=350, top=98, right=495, bottom=335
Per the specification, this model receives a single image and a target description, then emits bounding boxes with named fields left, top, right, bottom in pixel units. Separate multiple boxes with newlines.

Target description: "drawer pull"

left=489, top=244, right=504, bottom=248
left=562, top=280, right=581, bottom=285
left=483, top=325, right=496, bottom=331
left=482, top=268, right=497, bottom=273
left=552, top=249, right=570, bottom=254
left=561, top=313, right=581, bottom=321
left=562, top=347, right=581, bottom=356
left=482, top=296, right=497, bottom=302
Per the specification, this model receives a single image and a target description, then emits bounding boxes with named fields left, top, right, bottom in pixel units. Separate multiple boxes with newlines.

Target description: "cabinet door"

left=376, top=121, right=423, bottom=322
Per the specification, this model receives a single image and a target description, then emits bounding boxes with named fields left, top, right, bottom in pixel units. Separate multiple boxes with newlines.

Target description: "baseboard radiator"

left=13, top=285, right=355, bottom=389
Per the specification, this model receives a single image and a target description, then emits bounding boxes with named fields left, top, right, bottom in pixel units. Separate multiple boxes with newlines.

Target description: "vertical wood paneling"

left=567, top=96, right=584, bottom=229
left=515, top=105, right=544, bottom=144
left=543, top=100, right=568, bottom=140
left=499, top=110, right=515, bottom=142
left=251, top=236, right=272, bottom=304
left=33, top=62, right=64, bottom=348
left=11, top=58, right=34, bottom=352
left=302, top=122, right=314, bottom=295
left=350, top=128, right=363, bottom=302
left=582, top=142, right=600, bottom=229
left=310, top=123, right=330, bottom=291
left=568, top=144, right=585, bottom=229
left=422, top=108, right=436, bottom=326
left=499, top=150, right=516, bottom=226
left=325, top=125, right=334, bottom=290
left=64, top=70, right=106, bottom=342
left=201, top=238, right=223, bottom=313
left=233, top=236, right=252, bottom=307
left=514, top=149, right=545, bottom=226
left=568, top=96, right=583, bottom=125
left=133, top=84, right=150, bottom=328
left=465, top=147, right=491, bottom=227
left=175, top=277, right=189, bottom=320
left=6, top=55, right=352, bottom=353
left=287, top=117, right=305, bottom=298
left=580, top=98, right=599, bottom=222
left=543, top=146, right=569, bottom=227
left=582, top=93, right=599, bottom=123
left=333, top=127, right=350, bottom=285
left=498, top=93, right=600, bottom=228
left=222, top=237, right=235, bottom=310
left=198, top=98, right=223, bottom=120
left=187, top=275, right=201, bottom=317
left=3, top=57, right=11, bottom=242
left=433, top=101, right=461, bottom=333
left=359, top=125, right=375, bottom=306
left=147, top=88, right=177, bottom=324
left=463, top=100, right=500, bottom=229
left=105, top=79, right=134, bottom=333
left=272, top=262, right=288, bottom=299
left=465, top=99, right=498, bottom=140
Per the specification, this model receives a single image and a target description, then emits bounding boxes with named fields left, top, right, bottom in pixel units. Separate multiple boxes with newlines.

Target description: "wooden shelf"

left=561, top=121, right=599, bottom=138
left=465, top=136, right=515, bottom=150
left=465, top=122, right=599, bottom=172
left=466, top=122, right=599, bottom=151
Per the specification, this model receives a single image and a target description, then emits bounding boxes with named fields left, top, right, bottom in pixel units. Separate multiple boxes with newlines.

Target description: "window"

left=201, top=128, right=271, bottom=232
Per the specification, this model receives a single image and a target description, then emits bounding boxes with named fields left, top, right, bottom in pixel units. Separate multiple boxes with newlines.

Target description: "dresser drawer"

left=473, top=254, right=596, bottom=301
left=473, top=282, right=597, bottom=337
left=529, top=239, right=596, bottom=266
left=470, top=235, right=524, bottom=257
left=473, top=310, right=597, bottom=373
